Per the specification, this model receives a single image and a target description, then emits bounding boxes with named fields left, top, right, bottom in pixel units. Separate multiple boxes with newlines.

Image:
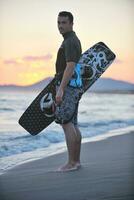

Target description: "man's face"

left=57, top=16, right=73, bottom=35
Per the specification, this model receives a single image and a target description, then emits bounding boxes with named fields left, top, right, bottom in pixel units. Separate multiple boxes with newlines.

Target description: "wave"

left=0, top=108, right=15, bottom=112
left=0, top=116, right=134, bottom=159
left=0, top=99, right=7, bottom=102
left=0, top=137, right=50, bottom=158
left=79, top=119, right=134, bottom=128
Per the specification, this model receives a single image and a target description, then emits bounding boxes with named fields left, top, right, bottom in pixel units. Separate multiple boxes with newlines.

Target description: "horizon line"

left=0, top=77, right=134, bottom=87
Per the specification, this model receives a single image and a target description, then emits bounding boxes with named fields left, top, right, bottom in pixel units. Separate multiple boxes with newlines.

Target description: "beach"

left=0, top=132, right=134, bottom=200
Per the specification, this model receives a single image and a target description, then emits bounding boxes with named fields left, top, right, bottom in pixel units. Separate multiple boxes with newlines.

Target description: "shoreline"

left=0, top=131, right=134, bottom=200
left=0, top=125, right=134, bottom=175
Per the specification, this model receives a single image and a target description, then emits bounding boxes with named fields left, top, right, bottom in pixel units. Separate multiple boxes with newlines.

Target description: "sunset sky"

left=0, top=0, right=134, bottom=86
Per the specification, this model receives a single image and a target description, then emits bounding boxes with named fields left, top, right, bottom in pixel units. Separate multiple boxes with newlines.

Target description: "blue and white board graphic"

left=69, top=42, right=116, bottom=91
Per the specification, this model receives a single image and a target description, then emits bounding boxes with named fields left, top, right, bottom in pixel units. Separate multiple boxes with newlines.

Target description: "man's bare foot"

left=76, top=161, right=81, bottom=169
left=57, top=162, right=81, bottom=172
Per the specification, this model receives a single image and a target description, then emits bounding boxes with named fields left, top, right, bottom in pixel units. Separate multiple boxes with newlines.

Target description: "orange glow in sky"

left=0, top=0, right=134, bottom=86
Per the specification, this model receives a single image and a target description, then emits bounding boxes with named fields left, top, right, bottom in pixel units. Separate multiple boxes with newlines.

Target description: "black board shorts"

left=55, top=86, right=82, bottom=125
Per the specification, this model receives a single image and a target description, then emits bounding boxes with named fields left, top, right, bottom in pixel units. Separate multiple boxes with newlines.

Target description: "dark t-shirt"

left=55, top=31, right=82, bottom=74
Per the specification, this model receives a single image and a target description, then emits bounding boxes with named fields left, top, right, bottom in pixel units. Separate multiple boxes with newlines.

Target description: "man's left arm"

left=56, top=61, right=75, bottom=104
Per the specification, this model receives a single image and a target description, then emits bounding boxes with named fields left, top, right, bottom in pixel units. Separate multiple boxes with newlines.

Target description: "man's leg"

left=55, top=86, right=82, bottom=171
left=72, top=103, right=82, bottom=165
left=74, top=125, right=82, bottom=165
left=58, top=122, right=81, bottom=171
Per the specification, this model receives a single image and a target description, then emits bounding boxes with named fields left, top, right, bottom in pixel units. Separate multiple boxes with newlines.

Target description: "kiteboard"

left=19, top=42, right=116, bottom=135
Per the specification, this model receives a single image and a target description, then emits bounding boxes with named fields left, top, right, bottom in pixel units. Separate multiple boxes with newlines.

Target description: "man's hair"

left=58, top=11, right=74, bottom=23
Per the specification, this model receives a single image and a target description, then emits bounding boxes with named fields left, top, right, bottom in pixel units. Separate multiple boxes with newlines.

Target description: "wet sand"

left=0, top=132, right=134, bottom=200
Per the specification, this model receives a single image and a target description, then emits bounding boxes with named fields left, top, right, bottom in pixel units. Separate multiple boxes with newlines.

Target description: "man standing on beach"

left=55, top=11, right=82, bottom=172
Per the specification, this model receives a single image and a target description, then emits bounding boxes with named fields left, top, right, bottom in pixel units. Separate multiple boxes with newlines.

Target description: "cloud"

left=4, top=60, right=18, bottom=65
left=23, top=54, right=52, bottom=62
left=3, top=53, right=53, bottom=65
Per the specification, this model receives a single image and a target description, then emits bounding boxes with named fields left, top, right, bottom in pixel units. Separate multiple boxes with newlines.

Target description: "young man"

left=55, top=11, right=82, bottom=172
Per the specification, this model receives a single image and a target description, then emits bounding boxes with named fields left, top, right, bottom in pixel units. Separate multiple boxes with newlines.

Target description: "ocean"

left=0, top=90, right=134, bottom=175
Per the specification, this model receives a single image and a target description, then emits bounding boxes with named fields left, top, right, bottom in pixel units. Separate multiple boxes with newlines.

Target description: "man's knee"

left=61, top=122, right=72, bottom=130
